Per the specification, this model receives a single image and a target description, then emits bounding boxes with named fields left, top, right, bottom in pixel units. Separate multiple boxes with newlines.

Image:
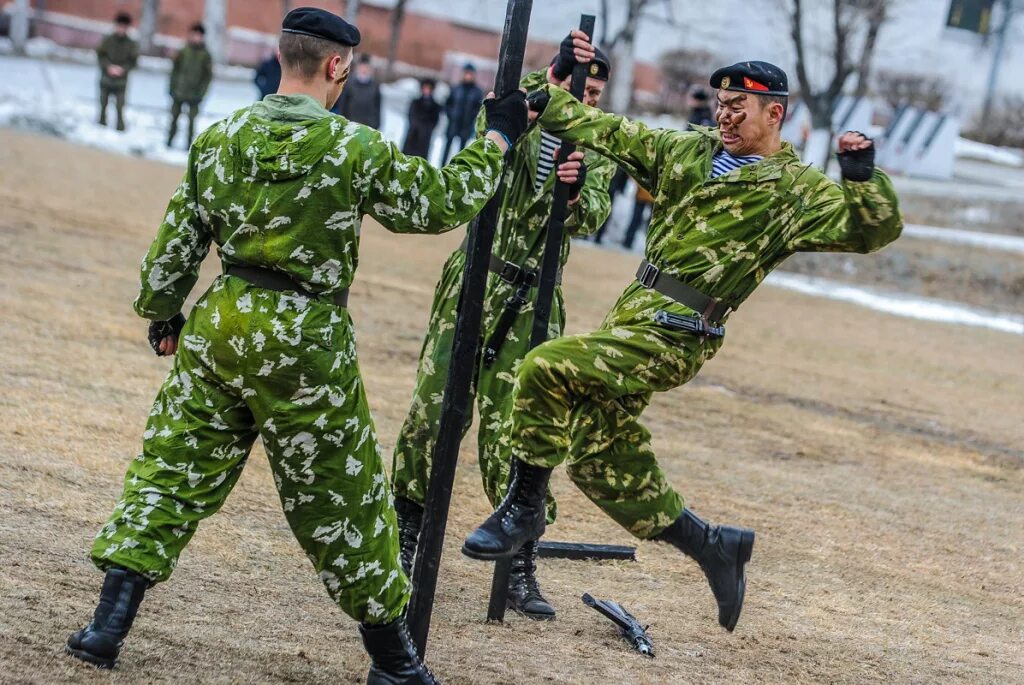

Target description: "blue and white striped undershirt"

left=535, top=130, right=561, bottom=190
left=710, top=149, right=763, bottom=179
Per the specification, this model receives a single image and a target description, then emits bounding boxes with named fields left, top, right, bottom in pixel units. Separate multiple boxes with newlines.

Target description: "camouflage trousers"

left=391, top=249, right=562, bottom=520
left=507, top=287, right=723, bottom=539
left=91, top=275, right=409, bottom=624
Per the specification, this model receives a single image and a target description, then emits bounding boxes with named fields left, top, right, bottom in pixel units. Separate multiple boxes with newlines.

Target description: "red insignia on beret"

left=743, top=76, right=769, bottom=92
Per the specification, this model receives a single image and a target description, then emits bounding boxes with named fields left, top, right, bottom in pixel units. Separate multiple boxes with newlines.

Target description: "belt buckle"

left=638, top=262, right=659, bottom=288
left=499, top=261, right=523, bottom=285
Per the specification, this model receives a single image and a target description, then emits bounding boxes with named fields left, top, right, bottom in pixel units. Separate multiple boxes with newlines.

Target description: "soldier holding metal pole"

left=64, top=8, right=527, bottom=683
left=391, top=31, right=615, bottom=621
left=462, top=32, right=903, bottom=633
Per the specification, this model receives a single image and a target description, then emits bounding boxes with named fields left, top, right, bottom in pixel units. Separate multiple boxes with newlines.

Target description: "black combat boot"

left=655, top=509, right=754, bottom=632
left=462, top=459, right=552, bottom=560
left=359, top=616, right=439, bottom=685
left=394, top=497, right=423, bottom=575
left=66, top=567, right=149, bottom=668
left=507, top=539, right=556, bottom=620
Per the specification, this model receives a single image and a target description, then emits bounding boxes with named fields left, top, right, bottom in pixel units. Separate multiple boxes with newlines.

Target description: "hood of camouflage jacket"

left=241, top=94, right=338, bottom=182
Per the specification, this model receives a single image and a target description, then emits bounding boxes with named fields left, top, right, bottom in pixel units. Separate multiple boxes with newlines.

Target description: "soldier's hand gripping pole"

left=407, top=0, right=533, bottom=658
left=484, top=14, right=596, bottom=624
left=530, top=14, right=595, bottom=349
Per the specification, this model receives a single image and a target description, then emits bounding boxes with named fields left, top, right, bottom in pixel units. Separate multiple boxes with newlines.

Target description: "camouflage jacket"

left=135, top=94, right=504, bottom=321
left=534, top=83, right=903, bottom=320
left=170, top=43, right=213, bottom=103
left=473, top=70, right=614, bottom=272
left=97, top=33, right=138, bottom=89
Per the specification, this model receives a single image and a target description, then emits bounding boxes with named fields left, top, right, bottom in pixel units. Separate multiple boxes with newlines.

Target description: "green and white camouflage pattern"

left=502, top=84, right=903, bottom=539
left=390, top=71, right=614, bottom=518
left=92, top=94, right=504, bottom=623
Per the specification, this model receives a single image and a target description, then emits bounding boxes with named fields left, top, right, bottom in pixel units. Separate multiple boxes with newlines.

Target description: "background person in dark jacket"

left=440, top=63, right=484, bottom=164
left=254, top=53, right=281, bottom=100
left=332, top=54, right=381, bottom=128
left=167, top=23, right=213, bottom=148
left=96, top=12, right=138, bottom=131
left=688, top=88, right=715, bottom=128
left=402, top=78, right=441, bottom=159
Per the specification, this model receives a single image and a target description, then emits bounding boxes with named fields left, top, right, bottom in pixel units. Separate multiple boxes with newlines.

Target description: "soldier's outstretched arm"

left=133, top=143, right=213, bottom=321
left=359, top=92, right=527, bottom=234
left=529, top=83, right=676, bottom=195
left=790, top=133, right=903, bottom=254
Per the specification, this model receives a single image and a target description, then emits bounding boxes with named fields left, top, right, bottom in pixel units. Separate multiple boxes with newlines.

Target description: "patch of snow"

left=902, top=224, right=1024, bottom=254
left=954, top=137, right=1024, bottom=167
left=767, top=272, right=1023, bottom=336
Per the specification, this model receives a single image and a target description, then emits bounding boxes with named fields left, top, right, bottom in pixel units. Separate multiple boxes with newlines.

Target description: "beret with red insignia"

left=282, top=7, right=361, bottom=47
left=710, top=61, right=788, bottom=96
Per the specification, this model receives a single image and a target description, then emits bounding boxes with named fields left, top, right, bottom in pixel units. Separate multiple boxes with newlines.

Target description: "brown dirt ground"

left=0, top=129, right=1021, bottom=685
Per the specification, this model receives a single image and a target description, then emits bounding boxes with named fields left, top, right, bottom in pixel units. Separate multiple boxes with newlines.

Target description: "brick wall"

left=31, top=0, right=662, bottom=95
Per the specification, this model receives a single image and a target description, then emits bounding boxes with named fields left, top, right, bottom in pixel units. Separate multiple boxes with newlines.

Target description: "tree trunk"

left=10, top=0, right=31, bottom=55
left=204, top=0, right=228, bottom=64
left=606, top=0, right=643, bottom=113
left=139, top=0, right=160, bottom=56
left=854, top=1, right=886, bottom=98
left=385, top=0, right=409, bottom=81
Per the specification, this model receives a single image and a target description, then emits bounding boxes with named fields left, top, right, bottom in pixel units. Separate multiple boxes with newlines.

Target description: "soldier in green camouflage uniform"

left=463, top=49, right=903, bottom=635
left=96, top=12, right=139, bottom=131
left=167, top=23, right=214, bottom=148
left=66, top=9, right=527, bottom=682
left=391, top=42, right=615, bottom=620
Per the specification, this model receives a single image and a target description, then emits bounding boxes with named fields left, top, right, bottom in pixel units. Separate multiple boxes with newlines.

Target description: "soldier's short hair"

left=756, top=94, right=788, bottom=121
left=279, top=32, right=353, bottom=79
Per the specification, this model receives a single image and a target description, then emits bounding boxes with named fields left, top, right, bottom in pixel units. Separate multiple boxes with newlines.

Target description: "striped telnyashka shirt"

left=535, top=130, right=561, bottom=191
left=709, top=149, right=763, bottom=179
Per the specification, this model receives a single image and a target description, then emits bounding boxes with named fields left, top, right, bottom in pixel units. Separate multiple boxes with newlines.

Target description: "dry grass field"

left=0, top=129, right=1021, bottom=684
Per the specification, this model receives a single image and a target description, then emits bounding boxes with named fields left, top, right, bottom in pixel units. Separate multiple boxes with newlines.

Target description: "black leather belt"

left=459, top=236, right=561, bottom=287
left=224, top=264, right=349, bottom=307
left=635, top=260, right=730, bottom=323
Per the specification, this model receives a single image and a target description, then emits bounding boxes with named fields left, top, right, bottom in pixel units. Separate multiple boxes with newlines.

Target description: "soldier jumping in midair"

left=462, top=32, right=903, bottom=633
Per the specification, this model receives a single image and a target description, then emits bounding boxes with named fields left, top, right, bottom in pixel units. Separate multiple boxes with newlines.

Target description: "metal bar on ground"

left=536, top=541, right=637, bottom=561
left=485, top=13, right=597, bottom=623
left=406, top=0, right=534, bottom=658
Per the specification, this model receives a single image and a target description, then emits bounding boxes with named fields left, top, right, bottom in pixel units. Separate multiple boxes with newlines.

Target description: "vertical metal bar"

left=482, top=14, right=597, bottom=622
left=407, top=0, right=533, bottom=658
left=529, top=14, right=596, bottom=348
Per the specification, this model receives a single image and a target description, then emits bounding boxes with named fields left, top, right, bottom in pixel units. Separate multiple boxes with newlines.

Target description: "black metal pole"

left=407, top=0, right=533, bottom=658
left=485, top=14, right=597, bottom=623
left=530, top=14, right=596, bottom=348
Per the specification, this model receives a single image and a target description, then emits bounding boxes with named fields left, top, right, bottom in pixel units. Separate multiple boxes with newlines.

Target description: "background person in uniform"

left=254, top=51, right=281, bottom=100
left=688, top=87, right=715, bottom=128
left=402, top=78, right=441, bottom=158
left=332, top=53, right=381, bottom=128
left=621, top=182, right=654, bottom=251
left=96, top=12, right=138, bottom=131
left=462, top=36, right=903, bottom=636
left=167, top=23, right=213, bottom=148
left=440, top=63, right=484, bottom=164
left=592, top=165, right=628, bottom=245
left=63, top=8, right=527, bottom=683
left=391, top=36, right=615, bottom=622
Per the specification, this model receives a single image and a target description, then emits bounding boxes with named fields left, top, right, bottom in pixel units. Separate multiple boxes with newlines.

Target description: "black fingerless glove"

left=526, top=89, right=550, bottom=117
left=569, top=160, right=587, bottom=200
left=551, top=33, right=577, bottom=81
left=148, top=312, right=186, bottom=356
left=837, top=133, right=876, bottom=182
left=484, top=90, right=528, bottom=147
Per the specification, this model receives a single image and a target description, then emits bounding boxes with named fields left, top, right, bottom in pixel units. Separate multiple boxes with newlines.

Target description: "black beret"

left=710, top=61, right=788, bottom=96
left=549, top=46, right=612, bottom=81
left=282, top=7, right=361, bottom=47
